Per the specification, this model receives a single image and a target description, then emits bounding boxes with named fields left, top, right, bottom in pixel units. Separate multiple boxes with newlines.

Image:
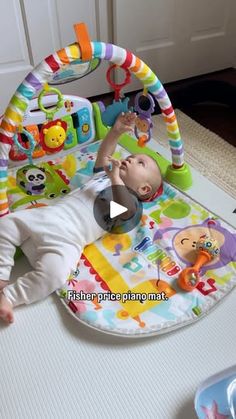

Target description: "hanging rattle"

left=134, top=89, right=155, bottom=147
left=38, top=84, right=67, bottom=153
left=101, top=64, right=132, bottom=127
left=178, top=236, right=220, bottom=292
left=13, top=125, right=36, bottom=165
left=14, top=125, right=46, bottom=196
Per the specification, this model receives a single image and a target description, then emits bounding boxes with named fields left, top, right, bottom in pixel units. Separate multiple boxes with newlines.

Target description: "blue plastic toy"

left=195, top=365, right=236, bottom=418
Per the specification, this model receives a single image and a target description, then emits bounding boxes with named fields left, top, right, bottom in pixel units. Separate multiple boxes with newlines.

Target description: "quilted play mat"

left=5, top=139, right=236, bottom=336
left=52, top=142, right=236, bottom=337
left=1, top=22, right=236, bottom=337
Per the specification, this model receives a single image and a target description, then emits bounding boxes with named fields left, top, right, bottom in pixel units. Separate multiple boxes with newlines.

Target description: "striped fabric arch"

left=0, top=41, right=184, bottom=217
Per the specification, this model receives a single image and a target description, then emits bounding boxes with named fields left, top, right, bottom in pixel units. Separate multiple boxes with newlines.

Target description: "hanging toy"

left=13, top=125, right=36, bottom=165
left=134, top=90, right=155, bottom=147
left=13, top=125, right=45, bottom=196
left=38, top=84, right=67, bottom=153
left=177, top=236, right=220, bottom=292
left=101, top=64, right=132, bottom=127
left=10, top=133, right=30, bottom=162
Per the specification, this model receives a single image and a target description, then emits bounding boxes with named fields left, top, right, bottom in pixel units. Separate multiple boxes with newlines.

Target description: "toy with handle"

left=178, top=236, right=220, bottom=291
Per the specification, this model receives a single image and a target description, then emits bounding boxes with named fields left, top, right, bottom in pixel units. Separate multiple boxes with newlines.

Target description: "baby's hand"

left=113, top=112, right=136, bottom=136
left=104, top=156, right=122, bottom=180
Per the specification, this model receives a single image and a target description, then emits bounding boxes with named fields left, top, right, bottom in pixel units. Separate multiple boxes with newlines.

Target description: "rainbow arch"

left=0, top=23, right=189, bottom=217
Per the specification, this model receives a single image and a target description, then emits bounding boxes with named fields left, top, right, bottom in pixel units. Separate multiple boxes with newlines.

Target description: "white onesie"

left=0, top=170, right=111, bottom=307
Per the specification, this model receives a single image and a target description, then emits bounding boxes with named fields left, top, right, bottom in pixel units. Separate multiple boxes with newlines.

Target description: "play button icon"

left=110, top=201, right=128, bottom=219
left=93, top=185, right=143, bottom=234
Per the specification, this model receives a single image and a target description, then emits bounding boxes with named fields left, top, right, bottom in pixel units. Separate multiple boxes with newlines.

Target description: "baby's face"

left=119, top=154, right=161, bottom=194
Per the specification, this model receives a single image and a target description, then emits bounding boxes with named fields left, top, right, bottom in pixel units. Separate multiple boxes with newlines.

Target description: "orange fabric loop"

left=73, top=22, right=92, bottom=61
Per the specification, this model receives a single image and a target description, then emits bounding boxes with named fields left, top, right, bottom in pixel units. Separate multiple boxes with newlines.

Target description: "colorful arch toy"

left=0, top=22, right=192, bottom=217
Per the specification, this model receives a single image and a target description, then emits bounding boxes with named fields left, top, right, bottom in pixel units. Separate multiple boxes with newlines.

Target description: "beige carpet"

left=152, top=109, right=236, bottom=200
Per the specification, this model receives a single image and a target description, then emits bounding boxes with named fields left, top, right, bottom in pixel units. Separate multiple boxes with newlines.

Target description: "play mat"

left=56, top=143, right=236, bottom=337
left=6, top=139, right=236, bottom=336
left=0, top=23, right=236, bottom=337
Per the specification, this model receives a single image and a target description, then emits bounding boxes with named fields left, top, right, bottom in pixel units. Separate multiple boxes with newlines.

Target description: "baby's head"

left=119, top=153, right=162, bottom=201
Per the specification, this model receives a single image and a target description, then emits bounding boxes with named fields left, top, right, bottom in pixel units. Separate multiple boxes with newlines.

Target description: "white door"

left=0, top=0, right=33, bottom=116
left=113, top=0, right=236, bottom=91
left=0, top=0, right=111, bottom=116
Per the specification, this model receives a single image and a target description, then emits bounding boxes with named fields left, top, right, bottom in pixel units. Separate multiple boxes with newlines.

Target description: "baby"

left=0, top=112, right=162, bottom=324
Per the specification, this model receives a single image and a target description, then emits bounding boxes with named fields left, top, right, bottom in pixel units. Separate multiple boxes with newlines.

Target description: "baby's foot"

left=0, top=280, right=10, bottom=291
left=0, top=292, right=14, bottom=324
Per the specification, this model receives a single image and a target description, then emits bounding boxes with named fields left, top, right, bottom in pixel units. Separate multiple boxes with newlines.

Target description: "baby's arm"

left=104, top=157, right=136, bottom=220
left=94, top=112, right=136, bottom=170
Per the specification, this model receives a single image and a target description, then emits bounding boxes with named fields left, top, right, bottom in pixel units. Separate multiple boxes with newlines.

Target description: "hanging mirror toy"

left=13, top=125, right=36, bottom=165
left=13, top=126, right=46, bottom=197
left=134, top=90, right=155, bottom=147
left=101, top=64, right=132, bottom=127
left=38, top=83, right=67, bottom=153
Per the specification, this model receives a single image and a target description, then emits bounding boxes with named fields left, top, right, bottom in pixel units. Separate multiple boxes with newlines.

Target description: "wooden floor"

left=90, top=68, right=236, bottom=147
